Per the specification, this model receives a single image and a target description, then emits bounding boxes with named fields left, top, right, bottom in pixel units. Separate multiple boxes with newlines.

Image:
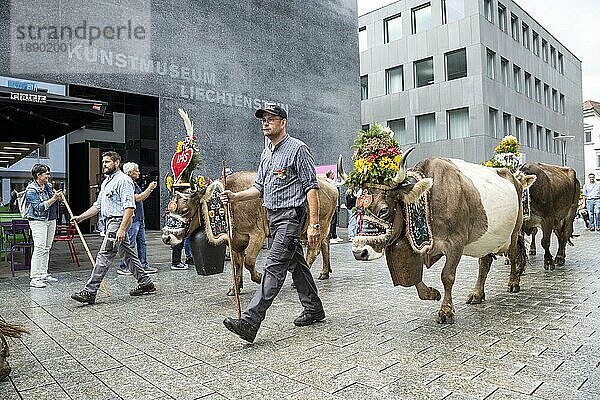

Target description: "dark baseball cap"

left=255, top=102, right=287, bottom=119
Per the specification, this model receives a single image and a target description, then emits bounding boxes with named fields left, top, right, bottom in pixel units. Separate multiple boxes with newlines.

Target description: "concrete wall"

left=0, top=0, right=360, bottom=201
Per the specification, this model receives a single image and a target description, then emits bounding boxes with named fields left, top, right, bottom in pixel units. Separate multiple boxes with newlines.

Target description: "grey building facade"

left=359, top=0, right=584, bottom=176
left=0, top=0, right=360, bottom=229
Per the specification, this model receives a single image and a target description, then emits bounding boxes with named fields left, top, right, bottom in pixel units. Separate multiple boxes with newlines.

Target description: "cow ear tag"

left=168, top=199, right=178, bottom=212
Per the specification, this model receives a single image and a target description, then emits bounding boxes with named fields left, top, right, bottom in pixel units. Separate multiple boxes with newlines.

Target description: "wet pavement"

left=1, top=220, right=599, bottom=399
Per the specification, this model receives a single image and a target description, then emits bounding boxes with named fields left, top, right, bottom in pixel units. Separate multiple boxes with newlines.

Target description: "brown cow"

left=161, top=171, right=338, bottom=293
left=344, top=150, right=536, bottom=324
left=519, top=162, right=580, bottom=269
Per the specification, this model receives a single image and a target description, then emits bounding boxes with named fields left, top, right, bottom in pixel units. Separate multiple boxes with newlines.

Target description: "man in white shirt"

left=583, top=173, right=600, bottom=231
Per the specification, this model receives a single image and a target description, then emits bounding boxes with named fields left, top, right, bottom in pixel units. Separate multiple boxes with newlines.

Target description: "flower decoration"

left=483, top=135, right=522, bottom=172
left=344, top=123, right=403, bottom=188
left=165, top=175, right=174, bottom=190
left=197, top=175, right=206, bottom=188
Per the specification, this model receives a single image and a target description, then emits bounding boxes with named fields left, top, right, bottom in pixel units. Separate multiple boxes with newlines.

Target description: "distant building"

left=583, top=100, right=600, bottom=177
left=358, top=0, right=584, bottom=176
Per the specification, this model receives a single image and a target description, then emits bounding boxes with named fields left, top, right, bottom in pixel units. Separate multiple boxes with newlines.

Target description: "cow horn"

left=391, top=146, right=415, bottom=186
left=337, top=154, right=348, bottom=184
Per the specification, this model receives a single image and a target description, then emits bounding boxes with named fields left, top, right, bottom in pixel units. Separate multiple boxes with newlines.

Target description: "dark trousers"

left=329, top=207, right=338, bottom=239
left=242, top=207, right=323, bottom=329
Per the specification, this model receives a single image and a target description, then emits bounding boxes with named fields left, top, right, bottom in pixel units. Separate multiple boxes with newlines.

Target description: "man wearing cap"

left=220, top=103, right=325, bottom=343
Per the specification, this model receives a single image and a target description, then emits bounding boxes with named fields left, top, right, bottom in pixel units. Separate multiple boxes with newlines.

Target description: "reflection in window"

left=524, top=72, right=531, bottom=98
left=445, top=48, right=467, bottom=80
left=526, top=122, right=533, bottom=147
left=558, top=53, right=564, bottom=74
left=387, top=119, right=406, bottom=145
left=442, top=0, right=464, bottom=24
left=361, top=75, right=368, bottom=100
left=542, top=39, right=548, bottom=62
left=498, top=3, right=507, bottom=32
left=386, top=66, right=404, bottom=94
left=484, top=0, right=493, bottom=23
left=513, top=65, right=521, bottom=93
left=384, top=14, right=402, bottom=43
left=486, top=49, right=495, bottom=79
left=417, top=113, right=436, bottom=143
left=560, top=94, right=565, bottom=115
left=537, top=126, right=543, bottom=150
left=415, top=57, right=434, bottom=87
left=503, top=113, right=511, bottom=137
left=522, top=22, right=530, bottom=49
left=489, top=108, right=498, bottom=138
left=510, top=14, right=519, bottom=42
left=515, top=118, right=523, bottom=143
left=359, top=26, right=367, bottom=52
left=448, top=108, right=469, bottom=139
left=501, top=58, right=509, bottom=86
left=412, top=3, right=432, bottom=34
left=532, top=31, right=539, bottom=56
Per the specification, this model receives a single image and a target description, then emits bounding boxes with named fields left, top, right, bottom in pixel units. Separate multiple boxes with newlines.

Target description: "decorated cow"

left=0, top=320, right=28, bottom=381
left=340, top=124, right=536, bottom=324
left=519, top=162, right=580, bottom=269
left=162, top=172, right=338, bottom=293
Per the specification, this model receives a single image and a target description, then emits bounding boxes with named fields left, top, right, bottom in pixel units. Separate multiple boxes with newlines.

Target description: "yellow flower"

left=197, top=176, right=206, bottom=188
left=176, top=141, right=183, bottom=153
left=166, top=176, right=174, bottom=190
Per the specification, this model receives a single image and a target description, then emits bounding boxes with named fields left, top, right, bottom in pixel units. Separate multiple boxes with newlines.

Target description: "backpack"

left=17, top=190, right=28, bottom=218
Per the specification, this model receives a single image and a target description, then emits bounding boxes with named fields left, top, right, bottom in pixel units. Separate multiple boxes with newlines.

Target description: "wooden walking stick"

left=222, top=160, right=241, bottom=318
left=59, top=192, right=110, bottom=297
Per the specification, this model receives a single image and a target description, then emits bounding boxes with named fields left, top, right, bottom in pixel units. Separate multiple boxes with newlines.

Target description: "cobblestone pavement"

left=1, top=221, right=599, bottom=399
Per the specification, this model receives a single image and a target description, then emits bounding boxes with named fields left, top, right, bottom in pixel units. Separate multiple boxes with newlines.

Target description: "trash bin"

left=189, top=228, right=225, bottom=275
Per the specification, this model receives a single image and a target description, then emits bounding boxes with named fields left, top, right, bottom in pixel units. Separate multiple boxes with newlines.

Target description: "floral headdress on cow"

left=165, top=109, right=209, bottom=192
left=344, top=123, right=403, bottom=188
left=483, top=135, right=522, bottom=173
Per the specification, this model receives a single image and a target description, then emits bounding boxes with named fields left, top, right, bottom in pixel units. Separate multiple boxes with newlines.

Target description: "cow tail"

left=516, top=234, right=528, bottom=275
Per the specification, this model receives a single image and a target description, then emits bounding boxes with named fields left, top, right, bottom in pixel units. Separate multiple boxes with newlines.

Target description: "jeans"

left=172, top=237, right=192, bottom=264
left=347, top=211, right=358, bottom=239
left=587, top=198, right=600, bottom=228
left=29, top=219, right=57, bottom=280
left=120, top=220, right=148, bottom=268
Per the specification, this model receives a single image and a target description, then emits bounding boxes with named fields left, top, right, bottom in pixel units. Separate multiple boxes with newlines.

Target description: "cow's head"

left=161, top=185, right=207, bottom=246
left=338, top=148, right=433, bottom=261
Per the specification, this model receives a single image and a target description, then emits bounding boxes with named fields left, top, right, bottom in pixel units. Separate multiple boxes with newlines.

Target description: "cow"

left=342, top=149, right=536, bottom=324
left=0, top=321, right=28, bottom=381
left=161, top=171, right=338, bottom=294
left=519, top=162, right=580, bottom=270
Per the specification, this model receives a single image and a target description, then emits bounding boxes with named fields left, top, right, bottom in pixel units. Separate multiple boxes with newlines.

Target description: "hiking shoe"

left=171, top=263, right=188, bottom=270
left=185, top=257, right=194, bottom=266
left=130, top=282, right=156, bottom=296
left=293, top=309, right=326, bottom=326
left=223, top=317, right=257, bottom=343
left=30, top=279, right=47, bottom=288
left=42, top=275, right=58, bottom=283
left=117, top=267, right=132, bottom=276
left=71, top=290, right=96, bottom=304
left=142, top=266, right=158, bottom=274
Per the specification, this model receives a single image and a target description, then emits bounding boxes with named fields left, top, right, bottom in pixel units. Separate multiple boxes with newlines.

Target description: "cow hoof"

left=529, top=249, right=536, bottom=255
left=436, top=309, right=455, bottom=324
left=318, top=273, right=329, bottom=280
left=555, top=257, right=565, bottom=266
left=466, top=291, right=485, bottom=304
left=508, top=283, right=520, bottom=293
left=544, top=259, right=555, bottom=271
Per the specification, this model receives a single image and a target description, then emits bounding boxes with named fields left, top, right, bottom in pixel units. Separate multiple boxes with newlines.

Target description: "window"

left=445, top=48, right=467, bottom=80
left=542, top=39, right=548, bottom=62
left=544, top=83, right=550, bottom=107
left=498, top=3, right=507, bottom=32
left=536, top=126, right=543, bottom=150
left=360, top=75, right=368, bottom=100
left=597, top=154, right=600, bottom=168
left=545, top=129, right=552, bottom=152
left=522, top=22, right=530, bottom=49
left=585, top=127, right=593, bottom=143
left=513, top=65, right=521, bottom=93
left=534, top=78, right=541, bottom=102
left=489, top=107, right=498, bottom=138
left=417, top=113, right=436, bottom=143
left=486, top=49, right=496, bottom=79
left=361, top=124, right=370, bottom=132
left=386, top=66, right=404, bottom=94
left=510, top=14, right=519, bottom=42
left=384, top=14, right=402, bottom=43
left=501, top=58, right=509, bottom=86
left=388, top=119, right=406, bottom=144
left=503, top=113, right=511, bottom=136
left=558, top=52, right=564, bottom=74
left=442, top=0, right=464, bottom=24
left=524, top=72, right=531, bottom=98
left=532, top=31, right=539, bottom=56
left=550, top=46, right=557, bottom=69
left=447, top=108, right=469, bottom=138
left=552, top=89, right=558, bottom=112
left=515, top=118, right=523, bottom=143
left=412, top=3, right=432, bottom=34
left=484, top=0, right=493, bottom=23
left=358, top=27, right=367, bottom=52
left=526, top=122, right=533, bottom=147
left=415, top=57, right=434, bottom=87
left=560, top=93, right=565, bottom=115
